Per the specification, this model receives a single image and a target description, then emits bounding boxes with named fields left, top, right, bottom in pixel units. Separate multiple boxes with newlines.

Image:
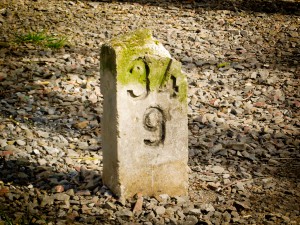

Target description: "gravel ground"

left=0, top=0, right=299, bottom=224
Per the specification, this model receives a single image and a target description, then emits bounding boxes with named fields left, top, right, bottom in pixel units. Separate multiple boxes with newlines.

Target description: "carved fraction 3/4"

left=127, top=57, right=180, bottom=100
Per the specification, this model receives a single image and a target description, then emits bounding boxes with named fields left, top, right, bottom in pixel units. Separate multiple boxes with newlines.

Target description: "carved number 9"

left=143, top=107, right=165, bottom=146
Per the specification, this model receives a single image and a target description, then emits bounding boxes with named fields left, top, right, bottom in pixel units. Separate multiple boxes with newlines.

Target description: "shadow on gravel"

left=0, top=45, right=102, bottom=131
left=90, top=0, right=300, bottom=15
left=0, top=1, right=299, bottom=222
left=194, top=0, right=300, bottom=15
left=187, top=120, right=300, bottom=221
left=0, top=46, right=105, bottom=223
left=85, top=0, right=300, bottom=70
left=0, top=45, right=299, bottom=223
left=0, top=158, right=102, bottom=192
left=0, top=158, right=105, bottom=224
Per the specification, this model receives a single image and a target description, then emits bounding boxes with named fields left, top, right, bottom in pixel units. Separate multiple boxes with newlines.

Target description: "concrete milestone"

left=100, top=29, right=188, bottom=199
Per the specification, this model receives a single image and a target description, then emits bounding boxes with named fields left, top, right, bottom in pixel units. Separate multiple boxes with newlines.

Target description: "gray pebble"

left=154, top=206, right=166, bottom=216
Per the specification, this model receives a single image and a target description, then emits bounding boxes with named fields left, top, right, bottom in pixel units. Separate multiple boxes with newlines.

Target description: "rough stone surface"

left=101, top=29, right=188, bottom=198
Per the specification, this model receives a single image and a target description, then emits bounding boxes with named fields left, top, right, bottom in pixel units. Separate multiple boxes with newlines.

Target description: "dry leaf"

left=133, top=193, right=143, bottom=213
left=54, top=185, right=64, bottom=193
left=74, top=121, right=89, bottom=129
left=253, top=102, right=266, bottom=108
left=0, top=187, right=9, bottom=196
left=0, top=150, right=14, bottom=157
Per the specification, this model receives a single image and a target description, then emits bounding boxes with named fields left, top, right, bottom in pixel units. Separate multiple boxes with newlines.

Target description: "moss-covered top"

left=103, top=29, right=187, bottom=103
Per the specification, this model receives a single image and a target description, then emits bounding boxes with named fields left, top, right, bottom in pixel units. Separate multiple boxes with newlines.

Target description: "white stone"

left=100, top=29, right=188, bottom=199
left=43, top=146, right=60, bottom=155
left=0, top=139, right=7, bottom=147
left=154, top=206, right=166, bottom=215
left=33, top=149, right=40, bottom=155
left=16, top=140, right=26, bottom=146
left=211, top=165, right=225, bottom=174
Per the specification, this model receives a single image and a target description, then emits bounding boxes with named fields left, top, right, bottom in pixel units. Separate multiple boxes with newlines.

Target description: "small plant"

left=0, top=210, right=14, bottom=225
left=0, top=210, right=46, bottom=225
left=14, top=31, right=69, bottom=49
left=15, top=31, right=48, bottom=44
left=44, top=36, right=68, bottom=49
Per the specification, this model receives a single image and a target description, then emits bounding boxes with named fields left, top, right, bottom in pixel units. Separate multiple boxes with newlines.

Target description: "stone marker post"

left=100, top=29, right=188, bottom=199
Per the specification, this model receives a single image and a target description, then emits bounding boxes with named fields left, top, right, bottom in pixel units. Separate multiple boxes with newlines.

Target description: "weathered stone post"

left=100, top=29, right=188, bottom=199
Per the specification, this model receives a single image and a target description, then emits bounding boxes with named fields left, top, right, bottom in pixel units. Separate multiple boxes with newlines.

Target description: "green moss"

left=217, top=62, right=230, bottom=68
left=110, top=29, right=167, bottom=89
left=102, top=29, right=187, bottom=103
left=179, top=82, right=188, bottom=103
left=167, top=60, right=187, bottom=103
left=14, top=31, right=69, bottom=49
